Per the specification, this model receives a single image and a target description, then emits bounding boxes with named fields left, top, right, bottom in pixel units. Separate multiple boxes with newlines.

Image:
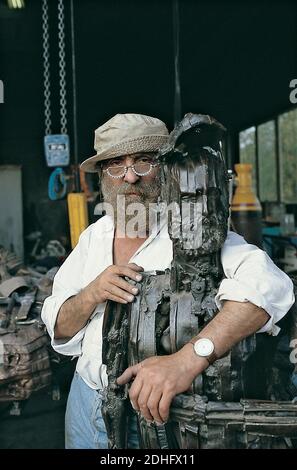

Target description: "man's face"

left=101, top=153, right=160, bottom=202
left=100, top=152, right=161, bottom=235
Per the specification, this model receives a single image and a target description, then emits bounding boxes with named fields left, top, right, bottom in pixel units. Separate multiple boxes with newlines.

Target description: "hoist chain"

left=42, top=0, right=68, bottom=135
left=58, top=0, right=68, bottom=134
left=42, top=0, right=51, bottom=135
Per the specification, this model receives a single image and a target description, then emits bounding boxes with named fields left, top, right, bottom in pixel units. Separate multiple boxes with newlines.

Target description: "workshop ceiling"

left=0, top=0, right=296, bottom=162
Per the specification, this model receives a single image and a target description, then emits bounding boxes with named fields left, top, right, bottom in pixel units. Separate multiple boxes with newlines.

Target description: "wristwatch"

left=189, top=336, right=218, bottom=365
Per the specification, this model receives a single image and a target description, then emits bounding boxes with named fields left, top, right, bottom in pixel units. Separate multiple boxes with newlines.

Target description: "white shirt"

left=41, top=215, right=295, bottom=390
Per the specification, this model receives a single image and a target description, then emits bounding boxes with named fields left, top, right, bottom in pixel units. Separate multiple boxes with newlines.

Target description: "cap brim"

left=80, top=134, right=169, bottom=173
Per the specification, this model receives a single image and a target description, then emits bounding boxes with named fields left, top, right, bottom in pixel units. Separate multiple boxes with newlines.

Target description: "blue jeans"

left=65, top=372, right=140, bottom=449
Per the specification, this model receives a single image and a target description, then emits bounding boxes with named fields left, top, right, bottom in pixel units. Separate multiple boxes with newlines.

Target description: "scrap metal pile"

left=0, top=247, right=57, bottom=402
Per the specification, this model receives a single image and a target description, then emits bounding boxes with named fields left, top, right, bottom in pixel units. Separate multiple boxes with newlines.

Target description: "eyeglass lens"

left=108, top=161, right=154, bottom=177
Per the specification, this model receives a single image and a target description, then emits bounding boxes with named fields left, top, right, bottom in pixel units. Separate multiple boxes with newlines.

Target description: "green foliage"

left=258, top=121, right=277, bottom=202
left=279, top=109, right=297, bottom=204
left=239, top=109, right=297, bottom=204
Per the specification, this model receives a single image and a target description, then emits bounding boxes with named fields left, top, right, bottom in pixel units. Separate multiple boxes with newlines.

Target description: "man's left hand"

left=116, top=345, right=207, bottom=424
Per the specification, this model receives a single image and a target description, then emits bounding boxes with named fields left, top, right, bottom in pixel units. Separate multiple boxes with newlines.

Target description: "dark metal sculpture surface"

left=102, top=113, right=297, bottom=449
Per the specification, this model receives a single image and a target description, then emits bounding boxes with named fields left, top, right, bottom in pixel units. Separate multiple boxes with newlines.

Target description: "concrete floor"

left=0, top=360, right=75, bottom=449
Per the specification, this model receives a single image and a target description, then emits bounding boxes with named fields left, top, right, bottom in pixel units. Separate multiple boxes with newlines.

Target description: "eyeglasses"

left=102, top=161, right=159, bottom=179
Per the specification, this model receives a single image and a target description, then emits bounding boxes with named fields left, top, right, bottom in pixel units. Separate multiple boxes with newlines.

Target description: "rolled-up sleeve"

left=215, top=231, right=295, bottom=336
left=41, top=229, right=90, bottom=356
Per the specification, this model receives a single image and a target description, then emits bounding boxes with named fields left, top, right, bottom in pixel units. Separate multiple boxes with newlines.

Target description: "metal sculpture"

left=101, top=113, right=297, bottom=449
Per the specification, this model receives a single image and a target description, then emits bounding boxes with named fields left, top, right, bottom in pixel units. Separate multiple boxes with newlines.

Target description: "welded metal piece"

left=101, top=301, right=132, bottom=449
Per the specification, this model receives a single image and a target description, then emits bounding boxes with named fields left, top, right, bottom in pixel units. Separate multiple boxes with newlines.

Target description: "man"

left=41, top=113, right=295, bottom=449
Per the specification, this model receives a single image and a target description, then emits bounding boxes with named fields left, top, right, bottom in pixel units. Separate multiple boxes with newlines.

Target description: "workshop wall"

left=0, top=0, right=296, bottom=255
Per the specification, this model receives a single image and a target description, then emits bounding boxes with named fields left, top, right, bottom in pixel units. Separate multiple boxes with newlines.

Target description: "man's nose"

left=123, top=166, right=140, bottom=184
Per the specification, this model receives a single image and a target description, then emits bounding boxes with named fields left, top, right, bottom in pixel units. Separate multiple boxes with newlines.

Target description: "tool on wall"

left=48, top=167, right=67, bottom=201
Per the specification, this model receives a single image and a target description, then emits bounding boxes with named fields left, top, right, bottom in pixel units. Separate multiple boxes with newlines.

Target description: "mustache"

left=116, top=183, right=144, bottom=196
left=111, top=181, right=158, bottom=197
left=101, top=174, right=161, bottom=205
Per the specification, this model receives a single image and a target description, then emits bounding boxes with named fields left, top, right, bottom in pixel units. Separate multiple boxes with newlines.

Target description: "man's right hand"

left=55, top=263, right=144, bottom=340
left=85, top=263, right=144, bottom=305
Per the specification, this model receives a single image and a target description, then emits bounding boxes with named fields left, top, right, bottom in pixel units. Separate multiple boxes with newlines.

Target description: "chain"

left=42, top=0, right=68, bottom=135
left=58, top=0, right=67, bottom=134
left=42, top=0, right=51, bottom=135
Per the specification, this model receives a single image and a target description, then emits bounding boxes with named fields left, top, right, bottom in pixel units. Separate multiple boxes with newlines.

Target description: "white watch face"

left=194, top=338, right=214, bottom=357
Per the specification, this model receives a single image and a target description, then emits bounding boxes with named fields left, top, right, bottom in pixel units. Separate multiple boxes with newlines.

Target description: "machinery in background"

left=262, top=226, right=297, bottom=275
left=42, top=0, right=89, bottom=248
left=25, top=230, right=67, bottom=270
left=280, top=244, right=297, bottom=273
left=42, top=0, right=70, bottom=198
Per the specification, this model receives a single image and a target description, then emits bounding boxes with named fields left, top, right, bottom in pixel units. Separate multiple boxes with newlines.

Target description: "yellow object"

left=231, top=163, right=261, bottom=212
left=231, top=163, right=262, bottom=248
left=67, top=193, right=89, bottom=249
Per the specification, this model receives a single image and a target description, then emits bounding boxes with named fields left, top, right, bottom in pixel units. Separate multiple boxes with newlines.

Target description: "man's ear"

left=97, top=168, right=104, bottom=202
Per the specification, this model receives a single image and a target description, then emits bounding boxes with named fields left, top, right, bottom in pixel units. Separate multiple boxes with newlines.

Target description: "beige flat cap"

left=80, top=113, right=169, bottom=173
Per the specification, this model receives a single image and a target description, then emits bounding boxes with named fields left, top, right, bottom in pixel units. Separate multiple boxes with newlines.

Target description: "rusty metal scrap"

left=0, top=247, right=55, bottom=402
left=101, top=301, right=132, bottom=449
left=169, top=396, right=297, bottom=448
